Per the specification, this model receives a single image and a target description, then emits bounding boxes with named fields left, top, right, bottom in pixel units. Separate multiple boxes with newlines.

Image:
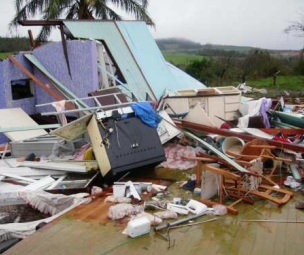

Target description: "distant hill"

left=155, top=38, right=300, bottom=57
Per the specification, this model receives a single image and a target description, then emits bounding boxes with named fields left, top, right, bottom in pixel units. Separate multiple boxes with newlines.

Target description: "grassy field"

left=247, top=76, right=304, bottom=91
left=163, top=53, right=206, bottom=67
left=162, top=53, right=304, bottom=92
left=0, top=53, right=6, bottom=59
left=0, top=52, right=12, bottom=60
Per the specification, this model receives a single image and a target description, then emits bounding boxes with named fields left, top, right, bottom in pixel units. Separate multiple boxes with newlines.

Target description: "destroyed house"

left=1, top=21, right=304, bottom=255
left=0, top=20, right=206, bottom=144
left=0, top=21, right=205, bottom=142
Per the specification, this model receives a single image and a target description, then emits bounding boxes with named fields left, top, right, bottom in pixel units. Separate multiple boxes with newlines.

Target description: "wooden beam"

left=18, top=20, right=64, bottom=26
left=184, top=131, right=248, bottom=173
left=200, top=198, right=238, bottom=215
left=178, top=120, right=304, bottom=153
left=7, top=54, right=75, bottom=110
left=0, top=124, right=60, bottom=133
left=260, top=128, right=304, bottom=135
left=27, top=30, right=36, bottom=48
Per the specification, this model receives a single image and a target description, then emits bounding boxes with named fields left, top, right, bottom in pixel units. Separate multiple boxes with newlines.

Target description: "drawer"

left=224, top=95, right=240, bottom=103
left=225, top=103, right=239, bottom=112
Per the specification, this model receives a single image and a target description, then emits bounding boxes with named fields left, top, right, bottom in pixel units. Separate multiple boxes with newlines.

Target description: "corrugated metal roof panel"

left=63, top=21, right=155, bottom=101
left=116, top=22, right=206, bottom=99
left=166, top=62, right=207, bottom=91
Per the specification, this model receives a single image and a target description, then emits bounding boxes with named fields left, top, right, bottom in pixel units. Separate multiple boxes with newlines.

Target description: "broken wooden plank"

left=0, top=124, right=60, bottom=133
left=184, top=131, right=248, bottom=173
left=200, top=198, right=238, bottom=215
left=24, top=54, right=90, bottom=109
left=45, top=175, right=67, bottom=190
left=22, top=176, right=55, bottom=191
left=7, top=54, right=76, bottom=110
left=0, top=108, right=48, bottom=141
left=0, top=173, right=37, bottom=183
left=178, top=120, right=304, bottom=153
left=0, top=167, right=66, bottom=177
left=19, top=161, right=88, bottom=173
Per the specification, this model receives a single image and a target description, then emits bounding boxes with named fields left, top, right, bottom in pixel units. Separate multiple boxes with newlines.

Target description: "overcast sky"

left=0, top=0, right=304, bottom=50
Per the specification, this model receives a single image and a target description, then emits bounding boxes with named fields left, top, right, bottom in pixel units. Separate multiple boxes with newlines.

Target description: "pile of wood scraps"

left=176, top=128, right=301, bottom=215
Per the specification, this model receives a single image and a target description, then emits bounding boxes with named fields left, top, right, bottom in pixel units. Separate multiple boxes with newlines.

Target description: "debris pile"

left=0, top=19, right=304, bottom=252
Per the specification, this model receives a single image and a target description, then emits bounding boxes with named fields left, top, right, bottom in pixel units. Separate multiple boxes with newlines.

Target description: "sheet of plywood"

left=86, top=116, right=111, bottom=176
left=208, top=97, right=225, bottom=127
left=0, top=108, right=47, bottom=141
left=51, top=114, right=93, bottom=141
left=157, top=111, right=181, bottom=144
left=184, top=103, right=216, bottom=127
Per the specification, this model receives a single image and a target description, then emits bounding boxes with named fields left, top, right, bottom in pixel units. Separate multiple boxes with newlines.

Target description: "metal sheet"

left=63, top=21, right=155, bottom=101
left=51, top=113, right=93, bottom=141
left=117, top=22, right=206, bottom=100
left=0, top=108, right=48, bottom=141
left=167, top=62, right=207, bottom=90
left=184, top=130, right=248, bottom=173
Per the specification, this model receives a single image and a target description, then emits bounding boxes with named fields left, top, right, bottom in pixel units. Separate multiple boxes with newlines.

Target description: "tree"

left=284, top=10, right=304, bottom=37
left=185, top=58, right=213, bottom=84
left=9, top=0, right=153, bottom=42
left=294, top=50, right=304, bottom=75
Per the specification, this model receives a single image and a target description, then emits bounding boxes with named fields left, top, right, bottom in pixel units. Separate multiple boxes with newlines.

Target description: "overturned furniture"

left=183, top=132, right=293, bottom=214
left=51, top=106, right=166, bottom=177
left=162, top=86, right=241, bottom=127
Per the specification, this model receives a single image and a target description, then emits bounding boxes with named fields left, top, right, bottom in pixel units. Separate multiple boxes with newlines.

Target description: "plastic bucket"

left=221, top=137, right=245, bottom=158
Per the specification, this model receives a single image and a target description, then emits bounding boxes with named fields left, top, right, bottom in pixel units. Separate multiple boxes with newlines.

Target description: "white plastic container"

left=126, top=217, right=151, bottom=238
left=221, top=136, right=245, bottom=158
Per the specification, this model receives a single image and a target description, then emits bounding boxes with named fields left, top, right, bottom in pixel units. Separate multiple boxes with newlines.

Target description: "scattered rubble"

left=0, top=19, right=303, bottom=252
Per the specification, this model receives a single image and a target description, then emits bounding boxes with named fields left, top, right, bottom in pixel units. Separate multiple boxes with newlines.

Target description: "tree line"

left=182, top=49, right=304, bottom=86
left=1, top=36, right=303, bottom=89
left=159, top=40, right=303, bottom=86
left=0, top=37, right=30, bottom=52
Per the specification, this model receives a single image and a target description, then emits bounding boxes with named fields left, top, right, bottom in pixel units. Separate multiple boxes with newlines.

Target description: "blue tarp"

left=131, top=102, right=162, bottom=128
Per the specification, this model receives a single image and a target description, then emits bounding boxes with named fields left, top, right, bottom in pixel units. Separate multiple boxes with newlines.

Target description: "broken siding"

left=31, top=40, right=98, bottom=113
left=0, top=54, right=36, bottom=144
left=117, top=22, right=206, bottom=99
left=0, top=61, right=6, bottom=144
left=2, top=53, right=36, bottom=114
left=63, top=21, right=155, bottom=101
left=0, top=61, right=4, bottom=109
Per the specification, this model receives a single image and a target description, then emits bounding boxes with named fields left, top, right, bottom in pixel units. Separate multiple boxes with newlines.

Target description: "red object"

left=272, top=136, right=291, bottom=143
left=220, top=123, right=231, bottom=129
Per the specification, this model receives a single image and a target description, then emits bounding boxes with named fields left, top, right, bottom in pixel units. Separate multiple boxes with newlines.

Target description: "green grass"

left=163, top=53, right=207, bottom=67
left=0, top=53, right=6, bottom=60
left=0, top=52, right=12, bottom=60
left=247, top=76, right=304, bottom=91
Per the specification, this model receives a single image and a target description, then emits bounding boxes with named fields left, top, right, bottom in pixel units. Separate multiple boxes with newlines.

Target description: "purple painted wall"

left=2, top=53, right=36, bottom=113
left=0, top=61, right=4, bottom=109
left=0, top=53, right=35, bottom=143
left=32, top=40, right=98, bottom=113
left=0, top=60, right=6, bottom=144
left=0, top=40, right=99, bottom=143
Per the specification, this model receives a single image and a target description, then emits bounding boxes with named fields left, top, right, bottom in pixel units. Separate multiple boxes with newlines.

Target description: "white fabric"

left=237, top=97, right=271, bottom=128
left=0, top=192, right=91, bottom=241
